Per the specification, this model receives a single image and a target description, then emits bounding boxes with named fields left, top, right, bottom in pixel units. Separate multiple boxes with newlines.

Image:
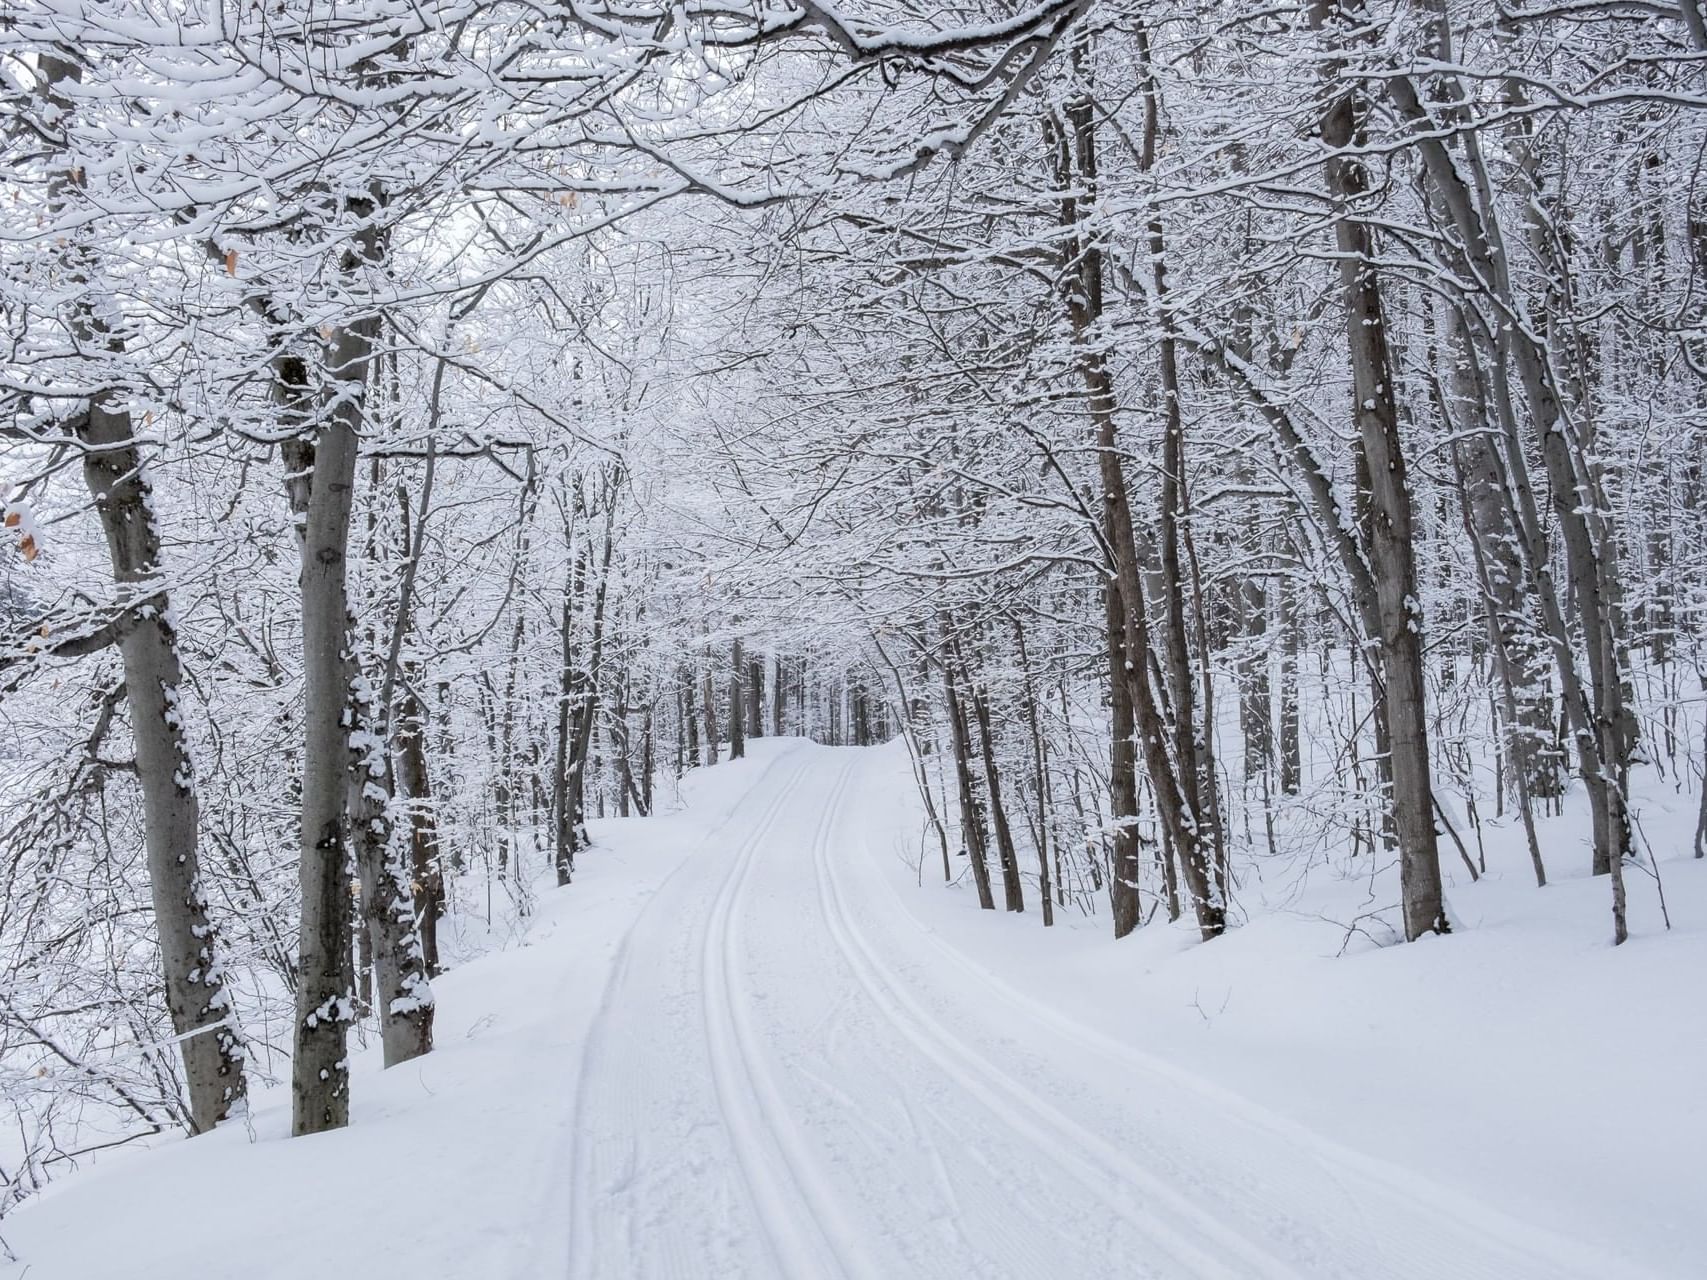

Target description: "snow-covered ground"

left=4, top=737, right=1701, bottom=1278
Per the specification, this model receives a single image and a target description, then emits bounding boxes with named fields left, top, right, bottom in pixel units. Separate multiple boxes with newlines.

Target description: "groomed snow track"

left=565, top=743, right=1657, bottom=1280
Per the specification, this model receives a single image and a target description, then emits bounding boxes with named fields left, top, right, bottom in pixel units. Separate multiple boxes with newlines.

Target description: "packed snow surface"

left=5, top=738, right=1702, bottom=1278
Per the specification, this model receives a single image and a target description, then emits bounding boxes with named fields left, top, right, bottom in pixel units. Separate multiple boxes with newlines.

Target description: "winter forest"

left=1, top=0, right=1704, bottom=1276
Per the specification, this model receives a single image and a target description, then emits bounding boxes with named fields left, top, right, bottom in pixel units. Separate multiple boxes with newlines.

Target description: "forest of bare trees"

left=1, top=0, right=1703, bottom=1224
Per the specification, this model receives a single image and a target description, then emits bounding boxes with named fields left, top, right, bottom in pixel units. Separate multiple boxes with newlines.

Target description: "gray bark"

left=747, top=656, right=764, bottom=739
left=683, top=667, right=701, bottom=767
left=964, top=651, right=1024, bottom=913
left=700, top=658, right=721, bottom=766
left=1379, top=29, right=1632, bottom=936
left=395, top=679, right=443, bottom=976
left=940, top=631, right=996, bottom=911
left=1047, top=79, right=1223, bottom=940
left=1438, top=310, right=1560, bottom=804
left=77, top=407, right=250, bottom=1131
left=291, top=324, right=365, bottom=1135
left=44, top=48, right=249, bottom=1139
left=729, top=638, right=746, bottom=760
left=347, top=661, right=434, bottom=1066
left=1311, top=0, right=1447, bottom=940
left=556, top=483, right=616, bottom=883
left=1237, top=579, right=1273, bottom=781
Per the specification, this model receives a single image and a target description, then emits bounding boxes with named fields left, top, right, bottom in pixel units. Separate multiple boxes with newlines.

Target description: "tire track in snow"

left=811, top=758, right=1300, bottom=1280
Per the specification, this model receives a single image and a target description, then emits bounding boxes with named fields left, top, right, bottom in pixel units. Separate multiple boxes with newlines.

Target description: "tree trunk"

left=729, top=638, right=746, bottom=761
left=747, top=656, right=764, bottom=739
left=45, top=48, right=249, bottom=1138
left=1048, top=81, right=1223, bottom=940
left=1237, top=579, right=1273, bottom=782
left=1311, top=0, right=1447, bottom=940
left=1278, top=581, right=1302, bottom=794
left=1012, top=620, right=1056, bottom=927
left=1438, top=310, right=1560, bottom=804
left=872, top=634, right=954, bottom=882
left=1381, top=44, right=1632, bottom=937
left=940, top=635, right=996, bottom=910
left=967, top=666, right=1025, bottom=912
left=553, top=588, right=576, bottom=885
left=394, top=679, right=444, bottom=977
left=562, top=490, right=618, bottom=874
left=701, top=657, right=721, bottom=766
left=1139, top=27, right=1229, bottom=914
left=77, top=404, right=250, bottom=1131
left=346, top=653, right=434, bottom=1067
left=291, top=324, right=371, bottom=1135
left=683, top=667, right=700, bottom=768
left=1103, top=580, right=1143, bottom=934
left=641, top=699, right=655, bottom=815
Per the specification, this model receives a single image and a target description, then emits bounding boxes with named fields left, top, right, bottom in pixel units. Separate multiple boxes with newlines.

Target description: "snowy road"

left=566, top=743, right=1650, bottom=1280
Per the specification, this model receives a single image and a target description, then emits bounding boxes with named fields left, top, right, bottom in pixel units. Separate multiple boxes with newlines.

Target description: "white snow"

left=2, top=738, right=1701, bottom=1278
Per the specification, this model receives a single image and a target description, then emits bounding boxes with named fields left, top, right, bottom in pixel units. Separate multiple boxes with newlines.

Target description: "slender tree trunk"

left=701, top=657, right=721, bottom=766
left=940, top=634, right=996, bottom=910
left=553, top=589, right=576, bottom=885
left=729, top=637, right=746, bottom=761
left=394, top=679, right=444, bottom=976
left=1139, top=26, right=1229, bottom=915
left=493, top=610, right=525, bottom=876
left=1103, top=580, right=1143, bottom=933
left=967, top=668, right=1025, bottom=912
left=1013, top=620, right=1055, bottom=927
left=872, top=634, right=953, bottom=881
left=611, top=668, right=635, bottom=819
left=642, top=699, right=655, bottom=814
left=1439, top=312, right=1560, bottom=803
left=346, top=656, right=434, bottom=1066
left=291, top=319, right=376, bottom=1134
left=77, top=403, right=250, bottom=1131
left=1377, top=22, right=1631, bottom=937
left=1278, top=589, right=1302, bottom=795
left=1048, top=79, right=1223, bottom=940
left=683, top=668, right=701, bottom=768
left=1238, top=579, right=1273, bottom=782
left=851, top=679, right=873, bottom=747
left=747, top=656, right=764, bottom=739
left=562, top=487, right=618, bottom=874
left=45, top=48, right=248, bottom=1138
left=1311, top=0, right=1447, bottom=940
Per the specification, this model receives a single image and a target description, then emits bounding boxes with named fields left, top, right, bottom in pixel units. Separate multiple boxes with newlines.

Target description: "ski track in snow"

left=566, top=743, right=1665, bottom=1280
